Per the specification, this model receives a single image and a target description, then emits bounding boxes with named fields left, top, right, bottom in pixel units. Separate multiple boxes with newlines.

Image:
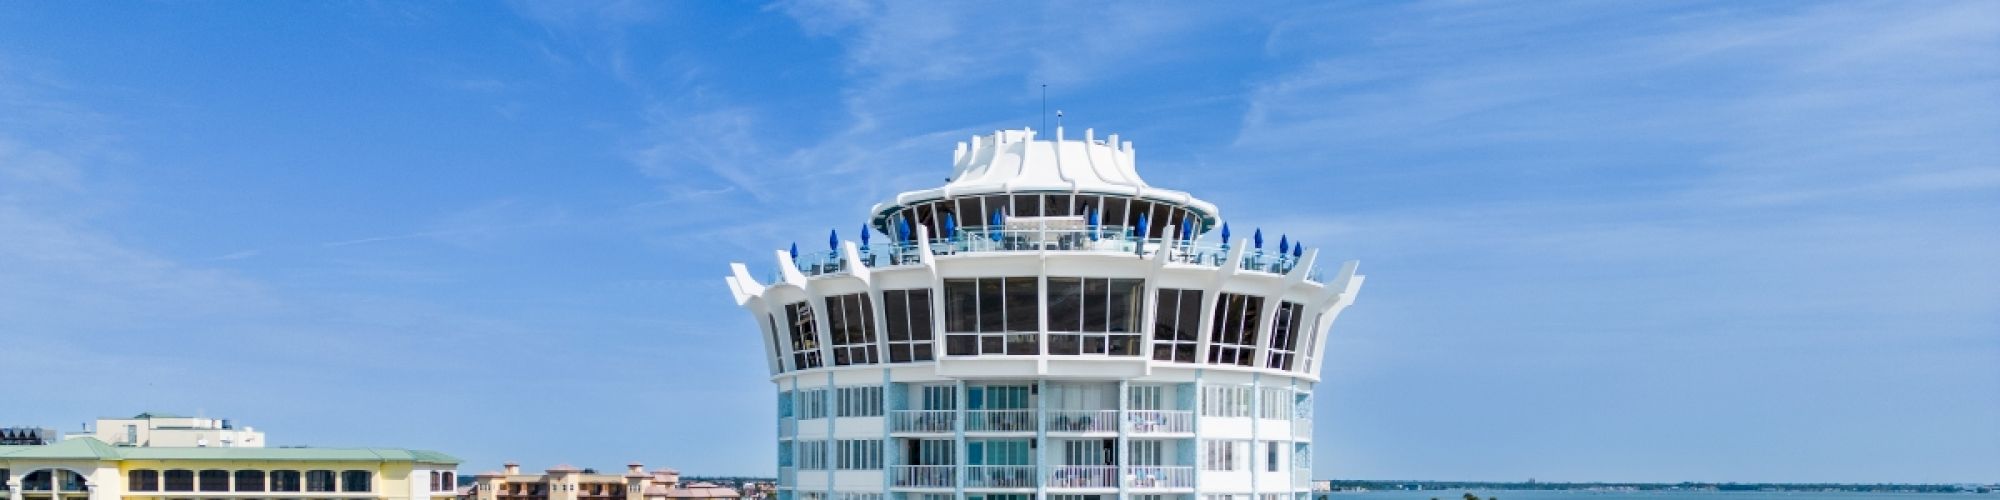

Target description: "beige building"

left=463, top=463, right=733, bottom=500
left=64, top=413, right=264, bottom=448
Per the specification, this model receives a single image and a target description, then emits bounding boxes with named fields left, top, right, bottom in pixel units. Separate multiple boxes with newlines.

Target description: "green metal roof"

left=0, top=438, right=458, bottom=464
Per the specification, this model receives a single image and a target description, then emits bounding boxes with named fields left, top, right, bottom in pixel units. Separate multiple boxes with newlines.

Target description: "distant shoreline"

left=1321, top=481, right=1996, bottom=494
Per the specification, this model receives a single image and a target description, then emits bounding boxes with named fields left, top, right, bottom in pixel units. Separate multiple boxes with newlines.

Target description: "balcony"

left=1294, top=469, right=1311, bottom=489
left=890, top=410, right=955, bottom=433
left=777, top=467, right=796, bottom=487
left=1125, top=466, right=1195, bottom=490
left=1046, top=410, right=1118, bottom=433
left=1045, top=465, right=1117, bottom=489
left=1125, top=410, right=1194, bottom=434
left=779, top=417, right=797, bottom=438
left=964, top=466, right=1036, bottom=489
left=964, top=410, right=1034, bottom=432
left=889, top=466, right=954, bottom=489
left=775, top=223, right=1325, bottom=283
left=1292, top=418, right=1312, bottom=438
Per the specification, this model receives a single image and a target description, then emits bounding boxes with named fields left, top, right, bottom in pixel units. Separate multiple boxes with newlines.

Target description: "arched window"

left=128, top=469, right=160, bottom=491
left=269, top=470, right=301, bottom=492
left=340, top=470, right=372, bottom=492
left=235, top=470, right=266, bottom=492
left=198, top=469, right=229, bottom=491
left=304, top=470, right=335, bottom=492
left=163, top=470, right=195, bottom=492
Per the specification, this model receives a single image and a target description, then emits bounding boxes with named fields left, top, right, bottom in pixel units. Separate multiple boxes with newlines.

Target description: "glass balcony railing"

left=1046, top=465, right=1118, bottom=489
left=777, top=467, right=796, bottom=487
left=1046, top=410, right=1118, bottom=433
left=890, top=466, right=954, bottom=489
left=964, top=410, right=1034, bottom=432
left=1124, top=410, right=1195, bottom=434
left=889, top=410, right=956, bottom=433
left=964, top=465, right=1036, bottom=488
left=1125, top=466, right=1196, bottom=489
left=776, top=224, right=1328, bottom=283
left=778, top=417, right=796, bottom=438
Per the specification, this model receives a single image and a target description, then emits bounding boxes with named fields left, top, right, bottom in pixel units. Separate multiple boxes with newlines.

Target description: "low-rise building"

left=462, top=463, right=714, bottom=500
left=65, top=413, right=264, bottom=448
left=0, top=437, right=459, bottom=500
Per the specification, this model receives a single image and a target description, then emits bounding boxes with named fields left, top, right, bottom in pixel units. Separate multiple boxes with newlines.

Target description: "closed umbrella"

left=989, top=209, right=1003, bottom=240
left=1181, top=218, right=1193, bottom=242
left=1136, top=213, right=1149, bottom=239
left=860, top=224, right=871, bottom=247
left=897, top=217, right=911, bottom=242
left=1221, top=223, right=1231, bottom=246
left=829, top=229, right=839, bottom=251
left=1279, top=235, right=1289, bottom=255
left=944, top=213, right=957, bottom=241
left=1293, top=242, right=1303, bottom=258
left=1086, top=207, right=1099, bottom=241
left=1253, top=228, right=1263, bottom=249
left=789, top=242, right=799, bottom=259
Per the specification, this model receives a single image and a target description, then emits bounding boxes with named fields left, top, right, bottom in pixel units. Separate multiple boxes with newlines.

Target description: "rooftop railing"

left=778, top=223, right=1327, bottom=283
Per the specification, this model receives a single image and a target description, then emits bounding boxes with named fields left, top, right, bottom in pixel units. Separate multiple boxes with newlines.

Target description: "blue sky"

left=1, top=0, right=1995, bottom=483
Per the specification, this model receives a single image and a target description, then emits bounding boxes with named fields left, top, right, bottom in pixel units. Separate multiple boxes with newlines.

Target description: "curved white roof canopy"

left=869, top=127, right=1220, bottom=233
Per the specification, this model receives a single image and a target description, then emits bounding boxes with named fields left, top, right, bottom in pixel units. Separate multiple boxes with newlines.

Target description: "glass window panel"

left=945, top=280, right=978, bottom=332
left=1047, top=278, right=1082, bottom=332
left=884, top=291, right=910, bottom=342
left=978, top=278, right=1005, bottom=333
left=1004, top=277, right=1038, bottom=332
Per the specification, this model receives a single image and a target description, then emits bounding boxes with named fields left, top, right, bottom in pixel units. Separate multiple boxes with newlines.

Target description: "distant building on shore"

left=0, top=428, right=57, bottom=446
left=63, top=412, right=266, bottom=448
left=463, top=462, right=739, bottom=500
left=0, top=436, right=459, bottom=500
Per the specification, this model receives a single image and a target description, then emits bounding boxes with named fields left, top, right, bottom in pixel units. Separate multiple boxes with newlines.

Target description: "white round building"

left=724, top=127, right=1365, bottom=500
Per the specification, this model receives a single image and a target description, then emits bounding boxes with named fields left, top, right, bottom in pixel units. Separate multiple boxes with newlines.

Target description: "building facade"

left=462, top=462, right=693, bottom=500
left=64, top=413, right=264, bottom=449
left=0, top=437, right=458, bottom=500
left=725, top=128, right=1365, bottom=500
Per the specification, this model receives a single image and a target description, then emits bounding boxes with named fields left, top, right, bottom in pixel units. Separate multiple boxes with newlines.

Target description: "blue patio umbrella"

left=1279, top=235, right=1289, bottom=254
left=1221, top=223, right=1231, bottom=246
left=860, top=224, right=871, bottom=247
left=1136, top=213, right=1149, bottom=238
left=1293, top=242, right=1303, bottom=258
left=1180, top=218, right=1193, bottom=241
left=897, top=217, right=911, bottom=242
left=1253, top=228, right=1263, bottom=249
left=989, top=209, right=1003, bottom=239
left=1085, top=207, right=1099, bottom=241
left=828, top=229, right=839, bottom=251
left=789, top=242, right=798, bottom=259
left=943, top=213, right=957, bottom=240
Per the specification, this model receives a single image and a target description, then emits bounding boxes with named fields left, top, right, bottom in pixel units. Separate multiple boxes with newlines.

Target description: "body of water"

left=1321, top=491, right=1986, bottom=500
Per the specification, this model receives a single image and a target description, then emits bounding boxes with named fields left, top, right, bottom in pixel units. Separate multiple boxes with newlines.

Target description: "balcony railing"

left=890, top=410, right=956, bottom=433
left=777, top=222, right=1326, bottom=283
left=1294, top=469, right=1311, bottom=489
left=1046, top=410, right=1118, bottom=433
left=890, top=466, right=954, bottom=489
left=964, top=410, right=1034, bottom=432
left=1293, top=418, right=1312, bottom=438
left=778, top=417, right=797, bottom=438
left=964, top=465, right=1036, bottom=488
left=1046, top=465, right=1117, bottom=489
left=1125, top=410, right=1194, bottom=434
left=777, top=467, right=796, bottom=487
left=1125, top=466, right=1196, bottom=489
